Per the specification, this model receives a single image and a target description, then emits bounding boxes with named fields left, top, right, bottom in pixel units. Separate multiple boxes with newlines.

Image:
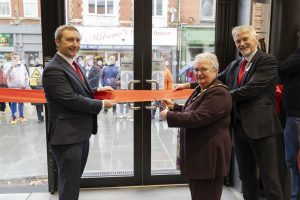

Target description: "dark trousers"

left=233, top=120, right=284, bottom=200
left=284, top=116, right=300, bottom=200
left=35, top=104, right=44, bottom=121
left=50, top=140, right=89, bottom=200
left=188, top=177, right=224, bottom=200
left=0, top=102, right=5, bottom=112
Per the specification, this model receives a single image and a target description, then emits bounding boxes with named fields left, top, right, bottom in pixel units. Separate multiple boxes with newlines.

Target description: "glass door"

left=64, top=0, right=141, bottom=187
left=43, top=0, right=217, bottom=190
left=148, top=0, right=216, bottom=183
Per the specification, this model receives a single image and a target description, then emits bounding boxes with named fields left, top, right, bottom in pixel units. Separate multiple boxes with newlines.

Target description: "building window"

left=88, top=0, right=114, bottom=15
left=0, top=0, right=11, bottom=17
left=152, top=0, right=163, bottom=16
left=200, top=0, right=215, bottom=21
left=23, top=0, right=38, bottom=17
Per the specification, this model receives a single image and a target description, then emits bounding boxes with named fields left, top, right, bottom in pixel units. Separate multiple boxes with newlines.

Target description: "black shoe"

left=37, top=118, right=44, bottom=123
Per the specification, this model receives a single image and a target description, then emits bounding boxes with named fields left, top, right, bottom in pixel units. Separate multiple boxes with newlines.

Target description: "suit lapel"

left=55, top=54, right=93, bottom=95
left=233, top=60, right=242, bottom=89
left=74, top=61, right=94, bottom=93
left=239, top=50, right=261, bottom=87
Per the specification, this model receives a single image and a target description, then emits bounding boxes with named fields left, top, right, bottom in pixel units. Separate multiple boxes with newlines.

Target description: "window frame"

left=200, top=0, right=216, bottom=21
left=87, top=0, right=115, bottom=16
left=23, top=0, right=38, bottom=18
left=0, top=0, right=11, bottom=17
left=152, top=0, right=163, bottom=17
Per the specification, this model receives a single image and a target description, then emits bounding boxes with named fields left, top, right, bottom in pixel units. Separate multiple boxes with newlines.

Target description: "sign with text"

left=77, top=27, right=177, bottom=46
left=0, top=34, right=13, bottom=47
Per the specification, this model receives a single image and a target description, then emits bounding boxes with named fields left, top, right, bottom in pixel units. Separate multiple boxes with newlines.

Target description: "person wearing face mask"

left=172, top=25, right=285, bottom=200
left=83, top=56, right=101, bottom=90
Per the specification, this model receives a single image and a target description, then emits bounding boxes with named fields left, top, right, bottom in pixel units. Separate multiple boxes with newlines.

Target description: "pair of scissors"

left=154, top=98, right=165, bottom=110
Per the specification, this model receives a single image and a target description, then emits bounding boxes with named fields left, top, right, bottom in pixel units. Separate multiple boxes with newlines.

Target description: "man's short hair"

left=54, top=25, right=80, bottom=41
left=10, top=52, right=19, bottom=58
left=232, top=25, right=257, bottom=39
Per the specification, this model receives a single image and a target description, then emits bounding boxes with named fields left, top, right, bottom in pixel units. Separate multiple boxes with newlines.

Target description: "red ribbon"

left=0, top=88, right=194, bottom=103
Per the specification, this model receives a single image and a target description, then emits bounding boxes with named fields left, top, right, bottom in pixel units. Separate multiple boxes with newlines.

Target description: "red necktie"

left=72, top=61, right=85, bottom=83
left=237, top=59, right=247, bottom=85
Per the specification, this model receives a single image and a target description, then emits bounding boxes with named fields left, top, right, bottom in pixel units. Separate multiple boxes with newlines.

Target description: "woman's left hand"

left=159, top=108, right=168, bottom=121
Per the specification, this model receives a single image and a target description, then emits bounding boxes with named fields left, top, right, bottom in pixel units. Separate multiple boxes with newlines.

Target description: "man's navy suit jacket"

left=42, top=54, right=103, bottom=145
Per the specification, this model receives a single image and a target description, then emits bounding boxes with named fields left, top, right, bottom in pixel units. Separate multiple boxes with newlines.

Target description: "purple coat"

left=167, top=79, right=232, bottom=179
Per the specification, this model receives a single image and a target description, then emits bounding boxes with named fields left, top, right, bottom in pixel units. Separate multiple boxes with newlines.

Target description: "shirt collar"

left=57, top=52, right=74, bottom=67
left=244, top=49, right=257, bottom=63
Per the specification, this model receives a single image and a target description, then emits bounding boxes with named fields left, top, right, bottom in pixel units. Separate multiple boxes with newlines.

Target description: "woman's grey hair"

left=194, top=52, right=219, bottom=72
left=54, top=25, right=79, bottom=41
left=232, top=25, right=257, bottom=39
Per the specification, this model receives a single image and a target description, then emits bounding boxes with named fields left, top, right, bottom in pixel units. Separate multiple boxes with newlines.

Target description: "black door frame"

left=41, top=0, right=238, bottom=193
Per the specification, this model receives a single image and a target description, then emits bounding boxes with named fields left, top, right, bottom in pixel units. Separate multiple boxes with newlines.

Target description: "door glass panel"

left=151, top=0, right=216, bottom=175
left=67, top=0, right=134, bottom=177
left=0, top=0, right=46, bottom=190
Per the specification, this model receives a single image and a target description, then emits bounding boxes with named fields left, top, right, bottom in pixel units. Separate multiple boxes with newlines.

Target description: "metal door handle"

left=127, top=80, right=141, bottom=110
left=145, top=80, right=159, bottom=90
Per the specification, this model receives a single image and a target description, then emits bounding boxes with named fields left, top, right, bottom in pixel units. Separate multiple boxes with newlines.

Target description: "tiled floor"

left=0, top=104, right=180, bottom=180
left=0, top=185, right=243, bottom=200
left=0, top=103, right=244, bottom=199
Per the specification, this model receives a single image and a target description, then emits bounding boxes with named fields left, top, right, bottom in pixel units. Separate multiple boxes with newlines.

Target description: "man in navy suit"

left=174, top=25, right=285, bottom=200
left=42, top=25, right=116, bottom=200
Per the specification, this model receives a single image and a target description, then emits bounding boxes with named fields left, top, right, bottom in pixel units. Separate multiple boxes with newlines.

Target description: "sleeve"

left=90, top=67, right=101, bottom=90
left=42, top=66, right=102, bottom=114
left=3, top=63, right=12, bottom=78
left=100, top=66, right=106, bottom=86
left=24, top=67, right=30, bottom=88
left=165, top=69, right=173, bottom=90
left=278, top=54, right=300, bottom=76
left=167, top=88, right=231, bottom=128
left=218, top=64, right=229, bottom=84
left=230, top=55, right=278, bottom=103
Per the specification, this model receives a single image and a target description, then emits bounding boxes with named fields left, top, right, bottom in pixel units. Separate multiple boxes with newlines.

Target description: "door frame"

left=41, top=0, right=238, bottom=192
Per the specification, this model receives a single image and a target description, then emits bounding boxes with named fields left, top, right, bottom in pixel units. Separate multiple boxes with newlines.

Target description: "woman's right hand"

left=162, top=98, right=174, bottom=110
left=172, top=83, right=191, bottom=91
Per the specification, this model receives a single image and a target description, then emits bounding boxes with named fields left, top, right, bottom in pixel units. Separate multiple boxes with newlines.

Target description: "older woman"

left=160, top=52, right=232, bottom=200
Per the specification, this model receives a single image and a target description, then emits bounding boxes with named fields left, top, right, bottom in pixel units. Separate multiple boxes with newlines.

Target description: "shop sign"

left=77, top=27, right=177, bottom=46
left=0, top=33, right=13, bottom=47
